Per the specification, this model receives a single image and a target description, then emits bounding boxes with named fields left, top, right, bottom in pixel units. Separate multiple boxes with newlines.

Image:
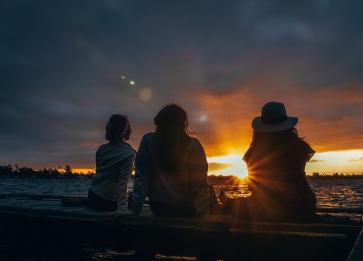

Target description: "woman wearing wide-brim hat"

left=228, top=102, right=316, bottom=222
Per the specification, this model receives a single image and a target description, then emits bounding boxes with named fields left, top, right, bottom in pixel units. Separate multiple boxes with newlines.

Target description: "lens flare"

left=139, top=88, right=153, bottom=102
left=198, top=113, right=208, bottom=122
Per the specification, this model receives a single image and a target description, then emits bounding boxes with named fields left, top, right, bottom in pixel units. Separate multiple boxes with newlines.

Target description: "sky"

left=1, top=0, right=363, bottom=177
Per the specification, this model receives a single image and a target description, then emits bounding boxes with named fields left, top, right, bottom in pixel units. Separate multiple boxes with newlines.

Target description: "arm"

left=129, top=135, right=151, bottom=214
left=189, top=140, right=210, bottom=217
left=119, top=155, right=135, bottom=203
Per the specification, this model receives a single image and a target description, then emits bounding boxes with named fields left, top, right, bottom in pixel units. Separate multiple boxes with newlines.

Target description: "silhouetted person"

left=129, top=104, right=210, bottom=218
left=242, top=102, right=316, bottom=221
left=88, top=114, right=136, bottom=211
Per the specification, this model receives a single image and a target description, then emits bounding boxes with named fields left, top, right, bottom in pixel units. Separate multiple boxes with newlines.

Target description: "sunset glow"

left=306, top=150, right=363, bottom=175
left=71, top=168, right=95, bottom=174
left=59, top=149, right=363, bottom=177
left=206, top=149, right=363, bottom=177
left=2, top=1, right=363, bottom=178
left=207, top=154, right=248, bottom=178
left=2, top=2, right=363, bottom=259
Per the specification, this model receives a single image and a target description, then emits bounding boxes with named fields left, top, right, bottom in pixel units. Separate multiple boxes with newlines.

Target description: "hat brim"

left=252, top=116, right=298, bottom=133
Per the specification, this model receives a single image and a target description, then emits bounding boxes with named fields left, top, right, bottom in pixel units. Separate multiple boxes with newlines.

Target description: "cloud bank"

left=1, top=0, right=363, bottom=168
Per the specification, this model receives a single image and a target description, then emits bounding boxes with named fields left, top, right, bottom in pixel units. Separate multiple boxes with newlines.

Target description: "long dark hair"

left=105, top=114, right=131, bottom=143
left=153, top=104, right=190, bottom=172
left=244, top=128, right=314, bottom=163
left=251, top=128, right=301, bottom=147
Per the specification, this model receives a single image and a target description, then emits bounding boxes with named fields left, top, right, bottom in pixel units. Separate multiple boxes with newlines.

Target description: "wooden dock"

left=0, top=194, right=362, bottom=260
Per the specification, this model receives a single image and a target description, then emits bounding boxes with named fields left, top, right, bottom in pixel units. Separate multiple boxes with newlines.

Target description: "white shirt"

left=90, top=142, right=135, bottom=203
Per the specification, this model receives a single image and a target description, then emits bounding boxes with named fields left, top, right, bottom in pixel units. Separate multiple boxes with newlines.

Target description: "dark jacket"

left=243, top=137, right=316, bottom=221
left=130, top=133, right=209, bottom=217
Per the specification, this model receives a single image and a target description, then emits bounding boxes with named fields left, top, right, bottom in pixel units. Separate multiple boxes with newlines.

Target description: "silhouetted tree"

left=64, top=165, right=73, bottom=176
left=18, top=167, right=35, bottom=177
left=13, top=163, right=19, bottom=174
left=0, top=164, right=96, bottom=178
left=0, top=165, right=13, bottom=176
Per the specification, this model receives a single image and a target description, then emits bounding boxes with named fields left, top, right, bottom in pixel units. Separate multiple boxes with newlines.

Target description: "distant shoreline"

left=306, top=175, right=363, bottom=179
left=1, top=165, right=363, bottom=183
left=1, top=174, right=363, bottom=183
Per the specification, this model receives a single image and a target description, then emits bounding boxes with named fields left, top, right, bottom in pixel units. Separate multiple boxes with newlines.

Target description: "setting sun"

left=207, top=154, right=248, bottom=178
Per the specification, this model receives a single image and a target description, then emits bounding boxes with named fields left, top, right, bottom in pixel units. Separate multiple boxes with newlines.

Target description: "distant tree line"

left=308, top=172, right=363, bottom=178
left=0, top=164, right=94, bottom=178
left=1, top=165, right=362, bottom=180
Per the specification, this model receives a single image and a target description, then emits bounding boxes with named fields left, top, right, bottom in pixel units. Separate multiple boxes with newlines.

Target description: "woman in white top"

left=88, top=114, right=136, bottom=211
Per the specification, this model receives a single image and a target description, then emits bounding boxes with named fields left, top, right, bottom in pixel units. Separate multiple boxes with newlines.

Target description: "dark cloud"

left=1, top=0, right=363, bottom=167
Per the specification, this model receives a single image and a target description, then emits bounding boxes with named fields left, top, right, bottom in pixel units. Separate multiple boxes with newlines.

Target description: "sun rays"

left=207, top=154, right=248, bottom=178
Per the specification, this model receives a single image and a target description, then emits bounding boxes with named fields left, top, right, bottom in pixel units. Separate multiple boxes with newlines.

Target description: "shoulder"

left=297, top=138, right=314, bottom=151
left=189, top=136, right=201, bottom=145
left=188, top=137, right=205, bottom=153
left=140, top=132, right=155, bottom=145
left=122, top=143, right=136, bottom=155
left=96, top=143, right=136, bottom=159
left=96, top=143, right=110, bottom=154
left=294, top=138, right=315, bottom=160
left=142, top=132, right=155, bottom=141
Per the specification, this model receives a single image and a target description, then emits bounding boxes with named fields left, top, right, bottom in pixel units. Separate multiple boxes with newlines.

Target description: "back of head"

left=153, top=104, right=190, bottom=172
left=105, top=114, right=131, bottom=143
left=246, top=101, right=313, bottom=163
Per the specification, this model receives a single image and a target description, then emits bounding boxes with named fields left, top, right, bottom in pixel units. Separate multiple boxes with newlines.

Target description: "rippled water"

left=0, top=177, right=362, bottom=260
left=1, top=177, right=362, bottom=208
left=309, top=179, right=363, bottom=208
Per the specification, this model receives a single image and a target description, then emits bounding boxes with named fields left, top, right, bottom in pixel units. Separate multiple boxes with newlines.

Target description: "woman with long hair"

left=222, top=102, right=316, bottom=222
left=129, top=104, right=210, bottom=218
left=88, top=114, right=136, bottom=211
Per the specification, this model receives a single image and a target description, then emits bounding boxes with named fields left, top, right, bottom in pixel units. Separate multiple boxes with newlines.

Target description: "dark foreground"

left=0, top=195, right=362, bottom=261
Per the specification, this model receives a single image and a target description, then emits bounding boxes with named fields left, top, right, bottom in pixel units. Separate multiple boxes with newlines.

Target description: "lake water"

left=0, top=177, right=362, bottom=260
left=1, top=177, right=363, bottom=208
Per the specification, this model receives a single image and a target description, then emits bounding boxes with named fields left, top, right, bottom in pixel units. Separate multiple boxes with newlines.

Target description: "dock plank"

left=0, top=197, right=358, bottom=231
left=346, top=227, right=363, bottom=261
left=0, top=197, right=361, bottom=261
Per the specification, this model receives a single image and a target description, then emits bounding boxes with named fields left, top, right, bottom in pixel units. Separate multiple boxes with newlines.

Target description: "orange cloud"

left=194, top=82, right=363, bottom=157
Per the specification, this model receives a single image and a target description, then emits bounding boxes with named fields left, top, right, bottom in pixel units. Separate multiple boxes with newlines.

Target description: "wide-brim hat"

left=252, top=101, right=298, bottom=133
